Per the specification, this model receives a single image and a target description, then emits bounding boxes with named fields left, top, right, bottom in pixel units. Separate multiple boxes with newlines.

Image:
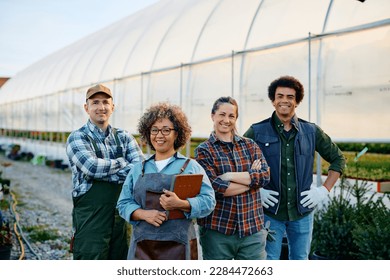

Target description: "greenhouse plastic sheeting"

left=0, top=0, right=389, bottom=142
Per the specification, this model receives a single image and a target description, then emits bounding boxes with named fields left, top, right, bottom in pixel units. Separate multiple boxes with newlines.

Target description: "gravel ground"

left=0, top=154, right=73, bottom=260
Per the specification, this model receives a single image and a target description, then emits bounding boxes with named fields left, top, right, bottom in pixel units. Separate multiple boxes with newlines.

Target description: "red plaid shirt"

left=195, top=132, right=270, bottom=237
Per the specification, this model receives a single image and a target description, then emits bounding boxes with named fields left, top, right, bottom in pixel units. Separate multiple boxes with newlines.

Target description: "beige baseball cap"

left=86, top=84, right=113, bottom=100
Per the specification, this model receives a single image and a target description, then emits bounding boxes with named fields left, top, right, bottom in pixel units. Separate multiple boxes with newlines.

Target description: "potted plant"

left=310, top=176, right=390, bottom=259
left=0, top=215, right=12, bottom=260
left=0, top=169, right=12, bottom=190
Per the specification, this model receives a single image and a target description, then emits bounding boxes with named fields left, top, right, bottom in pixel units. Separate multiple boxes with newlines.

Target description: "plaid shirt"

left=195, top=132, right=270, bottom=237
left=66, top=120, right=144, bottom=197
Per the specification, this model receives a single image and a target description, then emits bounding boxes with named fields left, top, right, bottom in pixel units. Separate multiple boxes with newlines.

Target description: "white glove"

left=260, top=188, right=279, bottom=209
left=300, top=186, right=329, bottom=209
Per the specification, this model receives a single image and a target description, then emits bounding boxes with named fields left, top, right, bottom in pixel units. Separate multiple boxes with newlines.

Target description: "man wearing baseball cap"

left=66, top=84, right=144, bottom=259
left=85, top=84, right=113, bottom=100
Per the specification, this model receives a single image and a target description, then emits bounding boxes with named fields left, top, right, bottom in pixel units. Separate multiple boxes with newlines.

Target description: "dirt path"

left=1, top=154, right=73, bottom=259
left=1, top=154, right=73, bottom=217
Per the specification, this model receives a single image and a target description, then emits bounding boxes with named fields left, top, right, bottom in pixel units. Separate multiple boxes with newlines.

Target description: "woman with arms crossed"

left=195, top=96, right=270, bottom=260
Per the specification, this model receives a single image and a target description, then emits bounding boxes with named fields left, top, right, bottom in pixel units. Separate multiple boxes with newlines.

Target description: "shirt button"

left=287, top=158, right=290, bottom=161
left=288, top=173, right=290, bottom=175
left=287, top=144, right=289, bottom=146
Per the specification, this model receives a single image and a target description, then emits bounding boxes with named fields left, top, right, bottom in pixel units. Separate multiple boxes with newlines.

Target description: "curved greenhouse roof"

left=0, top=0, right=389, bottom=142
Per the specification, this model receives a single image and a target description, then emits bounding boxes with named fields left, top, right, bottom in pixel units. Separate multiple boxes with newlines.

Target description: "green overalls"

left=72, top=129, right=128, bottom=260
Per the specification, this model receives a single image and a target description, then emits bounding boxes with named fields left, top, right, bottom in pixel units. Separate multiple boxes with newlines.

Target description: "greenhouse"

left=0, top=0, right=389, bottom=162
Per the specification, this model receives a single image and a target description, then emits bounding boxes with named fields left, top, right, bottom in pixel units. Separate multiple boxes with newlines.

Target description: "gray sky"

left=0, top=0, right=159, bottom=77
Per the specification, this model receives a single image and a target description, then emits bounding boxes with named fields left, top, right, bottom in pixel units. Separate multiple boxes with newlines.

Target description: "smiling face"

left=272, top=86, right=298, bottom=119
left=84, top=92, right=114, bottom=130
left=150, top=118, right=177, bottom=160
left=211, top=102, right=237, bottom=142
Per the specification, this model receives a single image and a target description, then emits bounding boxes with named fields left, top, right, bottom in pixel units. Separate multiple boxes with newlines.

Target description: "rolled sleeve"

left=185, top=173, right=216, bottom=219
left=116, top=172, right=141, bottom=225
left=248, top=147, right=270, bottom=189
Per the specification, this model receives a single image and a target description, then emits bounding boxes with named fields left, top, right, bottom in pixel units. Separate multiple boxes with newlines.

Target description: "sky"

left=0, top=0, right=159, bottom=77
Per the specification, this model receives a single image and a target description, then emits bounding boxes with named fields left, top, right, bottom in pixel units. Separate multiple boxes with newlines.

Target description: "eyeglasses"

left=150, top=127, right=176, bottom=136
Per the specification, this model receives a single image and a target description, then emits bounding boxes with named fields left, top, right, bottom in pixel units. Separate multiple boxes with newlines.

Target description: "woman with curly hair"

left=117, top=102, right=215, bottom=260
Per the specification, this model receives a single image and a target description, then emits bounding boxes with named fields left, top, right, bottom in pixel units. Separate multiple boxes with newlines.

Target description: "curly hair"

left=138, top=102, right=192, bottom=151
left=268, top=75, right=304, bottom=104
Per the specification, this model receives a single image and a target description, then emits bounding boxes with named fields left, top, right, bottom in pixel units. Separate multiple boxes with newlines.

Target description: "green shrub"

left=315, top=152, right=390, bottom=181
left=311, top=177, right=390, bottom=259
left=352, top=197, right=390, bottom=259
left=23, top=225, right=60, bottom=242
left=311, top=177, right=359, bottom=259
left=336, top=143, right=390, bottom=154
left=0, top=199, right=9, bottom=211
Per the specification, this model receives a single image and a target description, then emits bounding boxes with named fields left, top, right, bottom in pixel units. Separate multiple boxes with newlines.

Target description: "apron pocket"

left=135, top=240, right=185, bottom=260
left=145, top=190, right=165, bottom=211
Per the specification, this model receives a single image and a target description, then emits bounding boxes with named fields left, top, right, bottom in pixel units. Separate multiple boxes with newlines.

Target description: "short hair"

left=268, top=76, right=304, bottom=104
left=138, top=102, right=191, bottom=151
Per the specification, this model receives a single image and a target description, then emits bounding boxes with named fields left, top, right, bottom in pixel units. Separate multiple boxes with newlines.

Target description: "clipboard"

left=167, top=174, right=203, bottom=219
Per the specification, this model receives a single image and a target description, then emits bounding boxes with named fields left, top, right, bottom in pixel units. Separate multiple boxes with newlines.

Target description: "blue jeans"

left=264, top=212, right=313, bottom=260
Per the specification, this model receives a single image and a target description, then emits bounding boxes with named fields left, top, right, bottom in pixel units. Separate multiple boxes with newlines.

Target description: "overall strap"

left=112, top=128, right=121, bottom=146
left=141, top=160, right=147, bottom=177
left=179, top=158, right=191, bottom=174
left=85, top=128, right=121, bottom=159
left=112, top=128, right=123, bottom=158
left=85, top=134, right=103, bottom=158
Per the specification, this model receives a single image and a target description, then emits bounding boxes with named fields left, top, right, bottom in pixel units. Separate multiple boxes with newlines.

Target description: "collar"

left=141, top=152, right=187, bottom=176
left=144, top=151, right=185, bottom=164
left=209, top=131, right=242, bottom=145
left=87, top=119, right=112, bottom=137
left=272, top=111, right=299, bottom=133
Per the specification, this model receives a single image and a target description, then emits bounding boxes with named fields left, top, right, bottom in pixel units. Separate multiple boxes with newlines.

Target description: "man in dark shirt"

left=244, top=76, right=345, bottom=260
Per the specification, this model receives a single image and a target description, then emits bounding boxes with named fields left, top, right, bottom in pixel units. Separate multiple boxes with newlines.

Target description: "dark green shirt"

left=274, top=115, right=300, bottom=220
left=244, top=113, right=345, bottom=221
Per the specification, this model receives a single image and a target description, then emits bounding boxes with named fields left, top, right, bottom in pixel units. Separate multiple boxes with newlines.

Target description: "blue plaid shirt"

left=66, top=120, right=144, bottom=197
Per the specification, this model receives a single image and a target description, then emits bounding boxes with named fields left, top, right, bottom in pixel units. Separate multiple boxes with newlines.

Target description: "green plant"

left=336, top=142, right=390, bottom=155
left=311, top=177, right=357, bottom=259
left=0, top=217, right=12, bottom=247
left=311, top=176, right=390, bottom=259
left=315, top=152, right=390, bottom=181
left=23, top=224, right=60, bottom=242
left=352, top=196, right=390, bottom=259
left=0, top=199, right=10, bottom=211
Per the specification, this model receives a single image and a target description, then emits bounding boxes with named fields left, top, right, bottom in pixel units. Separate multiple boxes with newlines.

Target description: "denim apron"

left=128, top=159, right=198, bottom=260
left=72, top=129, right=128, bottom=260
